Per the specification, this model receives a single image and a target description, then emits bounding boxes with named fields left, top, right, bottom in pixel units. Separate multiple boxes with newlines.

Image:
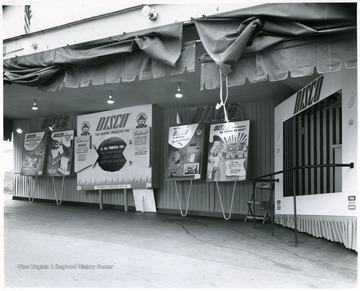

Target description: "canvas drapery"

left=40, top=41, right=195, bottom=91
left=194, top=3, right=357, bottom=89
left=199, top=33, right=356, bottom=90
left=4, top=3, right=356, bottom=91
left=3, top=22, right=195, bottom=90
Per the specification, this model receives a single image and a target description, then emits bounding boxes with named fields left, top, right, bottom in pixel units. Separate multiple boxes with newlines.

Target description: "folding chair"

left=244, top=181, right=273, bottom=224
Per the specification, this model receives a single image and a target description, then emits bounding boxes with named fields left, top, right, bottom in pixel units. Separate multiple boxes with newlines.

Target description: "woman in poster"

left=207, top=136, right=224, bottom=181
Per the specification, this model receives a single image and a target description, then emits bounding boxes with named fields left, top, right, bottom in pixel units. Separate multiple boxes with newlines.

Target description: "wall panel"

left=13, top=99, right=278, bottom=217
left=283, top=98, right=342, bottom=196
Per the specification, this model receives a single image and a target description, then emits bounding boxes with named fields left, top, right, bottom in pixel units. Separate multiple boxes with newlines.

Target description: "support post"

left=99, top=189, right=103, bottom=210
left=271, top=178, right=275, bottom=236
left=252, top=180, right=256, bottom=228
left=292, top=170, right=298, bottom=247
left=124, top=189, right=128, bottom=212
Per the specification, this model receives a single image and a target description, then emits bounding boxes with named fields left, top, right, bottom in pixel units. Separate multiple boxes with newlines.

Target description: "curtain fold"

left=200, top=33, right=356, bottom=90
left=40, top=41, right=196, bottom=91
left=194, top=2, right=356, bottom=88
left=275, top=214, right=357, bottom=251
left=3, top=22, right=188, bottom=89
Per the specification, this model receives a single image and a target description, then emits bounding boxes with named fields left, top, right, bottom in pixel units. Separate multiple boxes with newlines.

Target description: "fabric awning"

left=41, top=40, right=195, bottom=91
left=3, top=22, right=195, bottom=91
left=194, top=3, right=357, bottom=89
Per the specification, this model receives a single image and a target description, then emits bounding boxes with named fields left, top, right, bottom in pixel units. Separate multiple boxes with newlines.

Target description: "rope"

left=52, top=176, right=66, bottom=205
left=27, top=174, right=38, bottom=203
left=216, top=181, right=237, bottom=220
left=218, top=67, right=229, bottom=122
left=174, top=179, right=193, bottom=217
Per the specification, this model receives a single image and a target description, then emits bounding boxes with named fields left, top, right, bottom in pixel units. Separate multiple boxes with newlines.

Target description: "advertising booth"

left=274, top=70, right=357, bottom=250
left=3, top=3, right=357, bottom=250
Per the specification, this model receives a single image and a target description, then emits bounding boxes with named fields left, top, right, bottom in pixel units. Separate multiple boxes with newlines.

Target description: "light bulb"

left=31, top=99, right=38, bottom=110
left=107, top=91, right=114, bottom=104
left=175, top=83, right=183, bottom=98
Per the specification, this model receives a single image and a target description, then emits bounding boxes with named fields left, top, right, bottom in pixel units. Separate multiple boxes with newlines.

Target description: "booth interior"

left=3, top=3, right=357, bottom=251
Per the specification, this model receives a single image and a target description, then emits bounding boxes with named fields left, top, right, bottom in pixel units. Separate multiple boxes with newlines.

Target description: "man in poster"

left=46, top=130, right=74, bottom=176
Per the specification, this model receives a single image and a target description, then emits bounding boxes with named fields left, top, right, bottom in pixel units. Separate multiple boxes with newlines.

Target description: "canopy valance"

left=194, top=3, right=357, bottom=89
left=3, top=22, right=195, bottom=91
left=199, top=33, right=356, bottom=90
left=3, top=3, right=357, bottom=92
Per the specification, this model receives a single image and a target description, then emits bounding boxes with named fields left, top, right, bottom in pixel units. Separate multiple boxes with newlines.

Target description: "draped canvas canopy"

left=3, top=3, right=356, bottom=92
left=194, top=2, right=357, bottom=89
left=3, top=22, right=196, bottom=91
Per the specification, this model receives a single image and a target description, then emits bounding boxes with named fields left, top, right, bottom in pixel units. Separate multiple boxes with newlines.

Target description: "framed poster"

left=20, top=132, right=47, bottom=176
left=46, top=130, right=74, bottom=176
left=206, top=120, right=250, bottom=182
left=76, top=105, right=154, bottom=190
left=166, top=123, right=206, bottom=180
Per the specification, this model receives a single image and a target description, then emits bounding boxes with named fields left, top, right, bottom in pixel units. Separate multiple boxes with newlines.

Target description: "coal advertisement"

left=76, top=105, right=152, bottom=190
left=20, top=132, right=47, bottom=176
left=206, top=121, right=250, bottom=182
left=46, top=130, right=74, bottom=176
left=166, top=123, right=206, bottom=180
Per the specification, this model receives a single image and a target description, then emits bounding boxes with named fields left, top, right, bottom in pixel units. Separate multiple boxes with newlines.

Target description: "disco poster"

left=46, top=130, right=74, bottom=176
left=20, top=132, right=47, bottom=176
left=76, top=105, right=153, bottom=190
left=166, top=123, right=206, bottom=180
left=206, top=121, right=250, bottom=182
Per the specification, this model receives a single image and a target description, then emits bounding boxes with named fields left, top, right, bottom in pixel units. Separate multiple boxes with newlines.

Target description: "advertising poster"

left=76, top=105, right=152, bottom=190
left=206, top=121, right=250, bottom=182
left=166, top=123, right=206, bottom=180
left=20, top=132, right=47, bottom=176
left=46, top=130, right=74, bottom=176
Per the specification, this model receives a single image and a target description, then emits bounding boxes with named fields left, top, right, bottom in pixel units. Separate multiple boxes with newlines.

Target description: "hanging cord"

left=217, top=67, right=229, bottom=122
left=52, top=176, right=66, bottom=206
left=227, top=105, right=244, bottom=121
left=174, top=179, right=193, bottom=217
left=27, top=174, right=38, bottom=203
left=216, top=181, right=237, bottom=220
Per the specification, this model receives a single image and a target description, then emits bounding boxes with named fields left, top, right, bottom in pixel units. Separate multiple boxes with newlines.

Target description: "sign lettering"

left=293, top=75, right=324, bottom=115
left=96, top=113, right=131, bottom=131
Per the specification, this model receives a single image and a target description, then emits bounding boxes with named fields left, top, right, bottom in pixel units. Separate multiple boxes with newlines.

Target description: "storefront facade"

left=3, top=3, right=358, bottom=250
left=274, top=70, right=357, bottom=250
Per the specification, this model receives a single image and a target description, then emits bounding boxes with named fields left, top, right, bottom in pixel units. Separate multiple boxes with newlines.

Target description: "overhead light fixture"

left=107, top=90, right=115, bottom=104
left=31, top=99, right=38, bottom=110
left=142, top=5, right=158, bottom=20
left=175, top=83, right=183, bottom=98
left=48, top=120, right=71, bottom=132
left=16, top=127, right=23, bottom=134
left=48, top=124, right=56, bottom=132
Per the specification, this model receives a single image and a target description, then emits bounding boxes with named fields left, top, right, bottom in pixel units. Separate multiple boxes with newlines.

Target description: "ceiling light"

left=48, top=120, right=71, bottom=132
left=107, top=90, right=115, bottom=104
left=48, top=124, right=56, bottom=132
left=16, top=127, right=23, bottom=134
left=31, top=99, right=38, bottom=110
left=175, top=83, right=183, bottom=98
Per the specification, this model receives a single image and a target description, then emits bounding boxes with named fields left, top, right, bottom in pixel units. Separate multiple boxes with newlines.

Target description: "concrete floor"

left=3, top=195, right=358, bottom=289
